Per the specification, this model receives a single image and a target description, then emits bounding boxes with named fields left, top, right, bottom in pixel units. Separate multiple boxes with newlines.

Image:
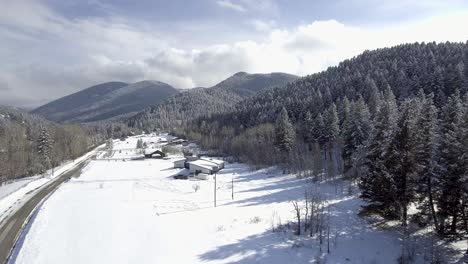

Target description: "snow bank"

left=0, top=178, right=37, bottom=200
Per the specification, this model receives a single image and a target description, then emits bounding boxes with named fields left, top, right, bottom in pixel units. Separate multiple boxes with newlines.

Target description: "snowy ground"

left=10, top=135, right=466, bottom=263
left=0, top=147, right=101, bottom=224
left=0, top=178, right=37, bottom=200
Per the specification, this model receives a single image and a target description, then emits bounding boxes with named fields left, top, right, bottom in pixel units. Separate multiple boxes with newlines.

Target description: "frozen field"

left=12, top=136, right=409, bottom=263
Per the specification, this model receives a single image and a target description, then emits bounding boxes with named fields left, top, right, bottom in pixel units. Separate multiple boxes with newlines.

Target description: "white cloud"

left=249, top=19, right=276, bottom=32
left=216, top=0, right=278, bottom=15
left=216, top=0, right=246, bottom=12
left=1, top=0, right=468, bottom=107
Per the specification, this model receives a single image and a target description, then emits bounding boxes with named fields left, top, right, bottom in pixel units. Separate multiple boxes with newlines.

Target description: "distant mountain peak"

left=233, top=71, right=249, bottom=77
left=212, top=71, right=299, bottom=97
left=32, top=80, right=179, bottom=123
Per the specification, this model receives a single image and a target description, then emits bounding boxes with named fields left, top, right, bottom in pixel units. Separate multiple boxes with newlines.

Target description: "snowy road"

left=0, top=160, right=90, bottom=264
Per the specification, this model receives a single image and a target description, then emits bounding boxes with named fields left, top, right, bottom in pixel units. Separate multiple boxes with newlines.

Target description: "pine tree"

left=136, top=138, right=143, bottom=149
left=437, top=90, right=465, bottom=234
left=311, top=113, right=325, bottom=146
left=461, top=94, right=468, bottom=236
left=386, top=99, right=419, bottom=225
left=412, top=91, right=440, bottom=229
left=339, top=96, right=351, bottom=128
left=342, top=96, right=371, bottom=176
left=366, top=76, right=381, bottom=117
left=303, top=111, right=315, bottom=146
left=360, top=88, right=398, bottom=217
left=323, top=103, right=340, bottom=178
left=37, top=127, right=52, bottom=174
left=323, top=103, right=340, bottom=143
left=275, top=107, right=295, bottom=153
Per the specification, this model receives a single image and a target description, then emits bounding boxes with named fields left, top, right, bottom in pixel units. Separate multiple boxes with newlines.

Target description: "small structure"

left=144, top=148, right=166, bottom=158
left=188, top=159, right=219, bottom=175
left=169, top=139, right=188, bottom=145
left=200, top=158, right=225, bottom=170
left=173, top=158, right=186, bottom=169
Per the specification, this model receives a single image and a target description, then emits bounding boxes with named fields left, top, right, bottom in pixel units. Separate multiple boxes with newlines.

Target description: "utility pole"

left=214, top=172, right=217, bottom=207
left=231, top=174, right=234, bottom=200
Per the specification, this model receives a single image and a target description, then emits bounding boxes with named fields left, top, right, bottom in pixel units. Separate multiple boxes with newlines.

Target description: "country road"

left=0, top=158, right=92, bottom=264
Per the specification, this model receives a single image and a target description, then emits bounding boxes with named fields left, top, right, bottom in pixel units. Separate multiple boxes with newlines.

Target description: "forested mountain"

left=0, top=106, right=135, bottom=183
left=33, top=81, right=179, bottom=123
left=199, top=42, right=467, bottom=128
left=128, top=72, right=298, bottom=129
left=170, top=42, right=468, bottom=238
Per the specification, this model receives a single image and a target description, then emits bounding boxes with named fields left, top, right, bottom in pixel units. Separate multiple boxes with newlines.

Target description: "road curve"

left=0, top=159, right=92, bottom=264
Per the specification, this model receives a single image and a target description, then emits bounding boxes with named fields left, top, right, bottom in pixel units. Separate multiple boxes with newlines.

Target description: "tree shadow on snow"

left=227, top=177, right=311, bottom=207
left=198, top=230, right=316, bottom=264
left=206, top=187, right=408, bottom=263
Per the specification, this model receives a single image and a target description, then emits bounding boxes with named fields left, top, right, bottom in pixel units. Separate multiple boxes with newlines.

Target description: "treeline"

left=169, top=42, right=468, bottom=237
left=0, top=107, right=136, bottom=183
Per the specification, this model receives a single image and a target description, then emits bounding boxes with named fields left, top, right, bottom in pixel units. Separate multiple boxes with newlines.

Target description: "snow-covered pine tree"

left=323, top=103, right=341, bottom=179
left=365, top=76, right=381, bottom=118
left=312, top=113, right=325, bottom=146
left=339, top=96, right=351, bottom=128
left=340, top=97, right=353, bottom=173
left=360, top=88, right=398, bottom=217
left=275, top=107, right=295, bottom=154
left=303, top=111, right=315, bottom=147
left=136, top=138, right=143, bottom=149
left=342, top=96, right=372, bottom=177
left=386, top=99, right=420, bottom=225
left=37, top=127, right=52, bottom=174
left=323, top=103, right=340, bottom=143
left=437, top=90, right=465, bottom=234
left=412, top=91, right=440, bottom=229
left=461, top=94, right=468, bottom=236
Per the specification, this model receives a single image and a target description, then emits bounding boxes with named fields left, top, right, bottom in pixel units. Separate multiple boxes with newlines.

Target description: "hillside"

left=198, top=42, right=468, bottom=128
left=32, top=81, right=179, bottom=123
left=128, top=72, right=298, bottom=129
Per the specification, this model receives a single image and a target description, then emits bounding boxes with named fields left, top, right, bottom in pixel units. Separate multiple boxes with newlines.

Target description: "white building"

left=173, top=158, right=186, bottom=169
left=200, top=158, right=225, bottom=170
left=188, top=160, right=219, bottom=175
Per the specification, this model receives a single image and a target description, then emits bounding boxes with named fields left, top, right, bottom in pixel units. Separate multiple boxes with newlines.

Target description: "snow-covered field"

left=9, top=135, right=416, bottom=264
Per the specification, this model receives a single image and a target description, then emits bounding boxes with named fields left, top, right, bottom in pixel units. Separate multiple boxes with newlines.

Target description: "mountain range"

left=127, top=72, right=299, bottom=129
left=32, top=72, right=298, bottom=125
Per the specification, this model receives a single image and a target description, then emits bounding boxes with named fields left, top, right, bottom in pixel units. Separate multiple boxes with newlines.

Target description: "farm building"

left=200, top=158, right=225, bottom=170
left=188, top=160, right=219, bottom=175
left=144, top=148, right=166, bottom=158
left=173, top=158, right=186, bottom=168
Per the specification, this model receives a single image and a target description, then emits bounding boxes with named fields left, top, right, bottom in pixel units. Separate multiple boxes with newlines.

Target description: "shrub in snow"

left=249, top=216, right=261, bottom=224
left=192, top=184, right=200, bottom=192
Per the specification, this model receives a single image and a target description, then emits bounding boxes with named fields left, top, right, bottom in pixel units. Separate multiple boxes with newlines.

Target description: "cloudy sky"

left=1, top=0, right=468, bottom=107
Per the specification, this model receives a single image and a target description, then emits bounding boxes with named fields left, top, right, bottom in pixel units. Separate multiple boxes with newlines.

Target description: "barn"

left=144, top=149, right=166, bottom=158
left=173, top=158, right=186, bottom=168
left=188, top=160, right=219, bottom=175
left=200, top=158, right=225, bottom=170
